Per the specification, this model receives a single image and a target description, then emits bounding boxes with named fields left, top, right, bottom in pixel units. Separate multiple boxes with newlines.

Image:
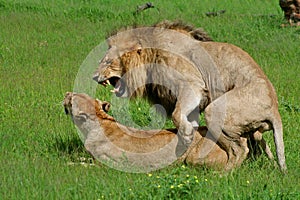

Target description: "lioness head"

left=63, top=92, right=111, bottom=123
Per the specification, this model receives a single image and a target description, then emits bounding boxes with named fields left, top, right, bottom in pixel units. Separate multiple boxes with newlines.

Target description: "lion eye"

left=105, top=60, right=112, bottom=65
left=75, top=112, right=88, bottom=121
left=99, top=59, right=112, bottom=66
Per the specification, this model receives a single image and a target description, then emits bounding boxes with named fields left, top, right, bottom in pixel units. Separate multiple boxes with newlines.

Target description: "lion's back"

left=200, top=42, right=271, bottom=90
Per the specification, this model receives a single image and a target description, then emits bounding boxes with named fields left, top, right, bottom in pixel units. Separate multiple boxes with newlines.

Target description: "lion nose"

left=93, top=73, right=100, bottom=82
left=63, top=92, right=73, bottom=114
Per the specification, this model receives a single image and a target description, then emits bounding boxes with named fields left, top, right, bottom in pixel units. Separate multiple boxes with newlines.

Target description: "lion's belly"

left=147, top=94, right=176, bottom=116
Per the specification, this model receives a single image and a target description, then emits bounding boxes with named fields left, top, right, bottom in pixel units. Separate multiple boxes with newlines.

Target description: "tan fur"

left=93, top=21, right=286, bottom=172
left=64, top=92, right=251, bottom=171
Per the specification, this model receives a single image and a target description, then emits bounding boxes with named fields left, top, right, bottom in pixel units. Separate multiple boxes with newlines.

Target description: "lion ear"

left=129, top=43, right=142, bottom=52
left=190, top=29, right=212, bottom=42
left=102, top=101, right=111, bottom=112
left=107, top=37, right=114, bottom=48
left=137, top=48, right=142, bottom=55
left=134, top=43, right=142, bottom=55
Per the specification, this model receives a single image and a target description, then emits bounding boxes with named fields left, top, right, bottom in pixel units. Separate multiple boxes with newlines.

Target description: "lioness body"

left=93, top=22, right=286, bottom=171
left=64, top=92, right=234, bottom=172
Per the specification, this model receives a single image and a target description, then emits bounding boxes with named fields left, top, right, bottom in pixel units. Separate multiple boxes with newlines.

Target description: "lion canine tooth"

left=106, top=79, right=111, bottom=85
left=110, top=89, right=115, bottom=93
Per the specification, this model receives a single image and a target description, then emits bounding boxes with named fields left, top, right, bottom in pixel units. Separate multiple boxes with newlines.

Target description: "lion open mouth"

left=99, top=76, right=125, bottom=97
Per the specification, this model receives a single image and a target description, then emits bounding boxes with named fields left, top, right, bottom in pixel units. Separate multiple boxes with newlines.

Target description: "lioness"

left=93, top=21, right=286, bottom=171
left=63, top=92, right=253, bottom=172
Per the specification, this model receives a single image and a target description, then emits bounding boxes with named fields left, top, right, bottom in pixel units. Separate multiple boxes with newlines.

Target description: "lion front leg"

left=172, top=97, right=200, bottom=148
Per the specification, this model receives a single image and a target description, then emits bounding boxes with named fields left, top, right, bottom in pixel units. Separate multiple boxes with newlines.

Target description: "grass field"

left=0, top=0, right=299, bottom=199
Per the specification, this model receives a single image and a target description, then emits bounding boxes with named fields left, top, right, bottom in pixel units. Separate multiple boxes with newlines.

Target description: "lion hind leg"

left=252, top=130, right=274, bottom=160
left=204, top=95, right=249, bottom=171
left=207, top=129, right=249, bottom=171
left=204, top=116, right=248, bottom=170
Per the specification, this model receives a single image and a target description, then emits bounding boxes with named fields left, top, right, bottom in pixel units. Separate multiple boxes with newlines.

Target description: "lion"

left=63, top=92, right=268, bottom=171
left=279, top=0, right=300, bottom=26
left=92, top=21, right=286, bottom=172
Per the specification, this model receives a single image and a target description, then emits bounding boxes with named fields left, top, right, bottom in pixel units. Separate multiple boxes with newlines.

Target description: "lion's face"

left=63, top=92, right=111, bottom=123
left=93, top=39, right=142, bottom=97
left=93, top=52, right=125, bottom=97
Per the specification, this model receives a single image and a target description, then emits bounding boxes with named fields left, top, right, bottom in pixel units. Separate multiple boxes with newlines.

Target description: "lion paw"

left=182, top=135, right=193, bottom=145
left=225, top=143, right=249, bottom=171
left=178, top=126, right=194, bottom=147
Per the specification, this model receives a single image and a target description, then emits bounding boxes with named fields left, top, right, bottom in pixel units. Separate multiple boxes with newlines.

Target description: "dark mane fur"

left=107, top=20, right=213, bottom=42
left=153, top=20, right=213, bottom=42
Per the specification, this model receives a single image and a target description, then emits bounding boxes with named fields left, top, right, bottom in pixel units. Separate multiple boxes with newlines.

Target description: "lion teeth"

left=106, top=79, right=111, bottom=85
left=110, top=88, right=119, bottom=93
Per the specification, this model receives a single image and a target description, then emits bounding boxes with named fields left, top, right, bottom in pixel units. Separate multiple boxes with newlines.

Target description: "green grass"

left=0, top=0, right=299, bottom=199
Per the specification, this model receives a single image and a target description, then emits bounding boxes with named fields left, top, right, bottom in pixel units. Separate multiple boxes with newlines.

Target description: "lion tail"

left=270, top=111, right=287, bottom=173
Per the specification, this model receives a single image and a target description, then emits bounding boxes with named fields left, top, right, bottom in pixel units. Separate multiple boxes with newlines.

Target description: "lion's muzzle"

left=93, top=74, right=126, bottom=97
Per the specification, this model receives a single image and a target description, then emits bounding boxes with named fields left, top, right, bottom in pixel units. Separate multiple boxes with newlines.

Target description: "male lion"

left=63, top=92, right=258, bottom=172
left=93, top=21, right=286, bottom=172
